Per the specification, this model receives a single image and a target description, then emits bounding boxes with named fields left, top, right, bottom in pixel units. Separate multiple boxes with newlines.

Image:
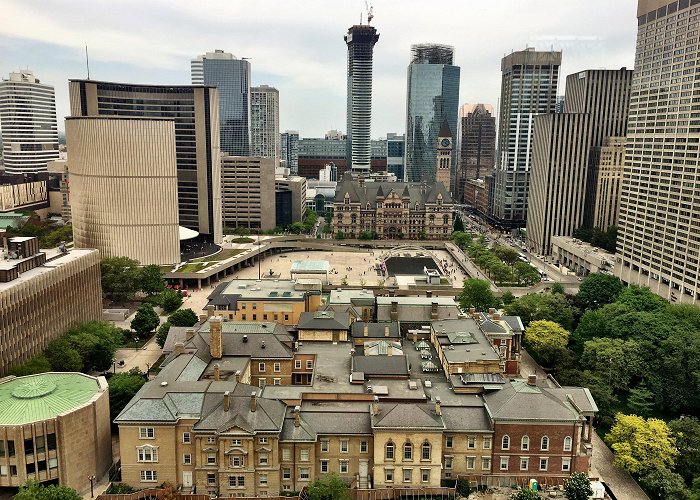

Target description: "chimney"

left=223, top=390, right=230, bottom=412
left=435, top=396, right=442, bottom=416
left=174, top=342, right=185, bottom=356
left=210, top=316, right=223, bottom=359
left=387, top=344, right=393, bottom=357
left=488, top=307, right=495, bottom=314
left=213, top=364, right=220, bottom=381
left=426, top=290, right=433, bottom=298
left=186, top=328, right=195, bottom=341
left=493, top=312, right=501, bottom=320
left=207, top=305, right=215, bottom=317
left=235, top=370, right=241, bottom=383
left=372, top=396, right=379, bottom=416
left=199, top=314, right=208, bottom=323
left=294, top=405, right=301, bottom=427
left=528, top=374, right=537, bottom=386
left=364, top=324, right=369, bottom=337
left=469, top=307, right=476, bottom=314
left=250, top=391, right=257, bottom=412
left=384, top=325, right=390, bottom=337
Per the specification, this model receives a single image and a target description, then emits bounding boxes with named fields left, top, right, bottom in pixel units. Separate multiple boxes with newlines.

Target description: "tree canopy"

left=564, top=472, right=594, bottom=500
left=156, top=321, right=172, bottom=349
left=159, top=288, right=183, bottom=313
left=606, top=413, right=677, bottom=476
left=130, top=303, right=160, bottom=337
left=101, top=256, right=141, bottom=303
left=524, top=320, right=570, bottom=366
left=504, top=292, right=576, bottom=329
left=45, top=321, right=123, bottom=372
left=306, top=472, right=351, bottom=500
left=458, top=278, right=500, bottom=312
left=577, top=273, right=624, bottom=310
left=109, top=369, right=147, bottom=424
left=140, top=264, right=166, bottom=296
left=14, top=480, right=81, bottom=500
left=168, top=308, right=199, bottom=327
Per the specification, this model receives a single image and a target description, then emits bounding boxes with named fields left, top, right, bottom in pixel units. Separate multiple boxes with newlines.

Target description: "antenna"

left=365, top=0, right=374, bottom=24
left=85, top=45, right=90, bottom=80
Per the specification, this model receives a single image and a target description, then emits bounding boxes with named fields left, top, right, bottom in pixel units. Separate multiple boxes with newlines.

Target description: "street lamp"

left=145, top=363, right=150, bottom=380
left=88, top=475, right=96, bottom=498
left=112, top=359, right=116, bottom=374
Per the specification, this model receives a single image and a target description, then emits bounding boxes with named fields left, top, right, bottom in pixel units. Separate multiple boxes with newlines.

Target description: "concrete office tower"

left=66, top=117, right=180, bottom=265
left=592, top=137, right=625, bottom=230
left=0, top=70, right=59, bottom=174
left=405, top=44, right=460, bottom=188
left=617, top=0, right=700, bottom=303
left=192, top=50, right=251, bottom=156
left=281, top=130, right=300, bottom=174
left=345, top=24, right=380, bottom=173
left=526, top=114, right=591, bottom=255
left=251, top=85, right=280, bottom=162
left=69, top=80, right=222, bottom=244
left=491, top=48, right=561, bottom=229
left=457, top=103, right=496, bottom=202
left=221, top=156, right=276, bottom=231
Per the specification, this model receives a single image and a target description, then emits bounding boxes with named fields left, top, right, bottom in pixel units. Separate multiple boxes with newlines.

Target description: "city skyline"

left=1, top=0, right=636, bottom=138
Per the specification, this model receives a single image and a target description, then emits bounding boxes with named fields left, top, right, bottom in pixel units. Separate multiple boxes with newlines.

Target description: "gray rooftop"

left=371, top=402, right=445, bottom=430
left=351, top=322, right=400, bottom=339
left=297, top=310, right=350, bottom=331
left=328, top=288, right=376, bottom=306
left=441, top=405, right=493, bottom=432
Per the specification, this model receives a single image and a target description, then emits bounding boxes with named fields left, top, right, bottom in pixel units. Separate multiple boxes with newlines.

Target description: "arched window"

left=521, top=436, right=529, bottom=451
left=563, top=436, right=572, bottom=452
left=541, top=436, right=549, bottom=451
left=501, top=435, right=510, bottom=450
left=403, top=442, right=413, bottom=461
left=429, top=214, right=435, bottom=224
left=421, top=441, right=431, bottom=460
left=385, top=441, right=394, bottom=460
left=366, top=202, right=370, bottom=210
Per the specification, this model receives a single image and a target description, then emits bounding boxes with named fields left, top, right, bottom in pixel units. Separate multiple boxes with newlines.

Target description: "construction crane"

left=365, top=0, right=374, bottom=24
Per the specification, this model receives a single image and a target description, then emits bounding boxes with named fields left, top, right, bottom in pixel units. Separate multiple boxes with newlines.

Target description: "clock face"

left=440, top=138, right=451, bottom=147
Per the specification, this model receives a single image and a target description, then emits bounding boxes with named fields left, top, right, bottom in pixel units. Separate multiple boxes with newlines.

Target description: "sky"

left=1, top=0, right=638, bottom=139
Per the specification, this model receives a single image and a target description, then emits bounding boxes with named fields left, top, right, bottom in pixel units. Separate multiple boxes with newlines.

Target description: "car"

left=577, top=277, right=583, bottom=281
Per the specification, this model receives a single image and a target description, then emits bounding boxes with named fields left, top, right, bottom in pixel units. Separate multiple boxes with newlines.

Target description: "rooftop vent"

left=243, top=335, right=248, bottom=343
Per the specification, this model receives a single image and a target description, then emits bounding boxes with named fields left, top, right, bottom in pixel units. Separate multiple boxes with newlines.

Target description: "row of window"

left=385, top=441, right=432, bottom=461
left=238, top=313, right=290, bottom=322
left=258, top=360, right=313, bottom=372
left=500, top=435, right=572, bottom=452
left=385, top=468, right=431, bottom=483
left=445, top=435, right=491, bottom=450
left=0, top=435, right=58, bottom=457
left=499, top=456, right=571, bottom=472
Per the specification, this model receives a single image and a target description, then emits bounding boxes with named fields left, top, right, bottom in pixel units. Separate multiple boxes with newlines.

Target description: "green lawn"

left=190, top=248, right=244, bottom=263
left=177, top=262, right=207, bottom=273
left=229, top=237, right=255, bottom=243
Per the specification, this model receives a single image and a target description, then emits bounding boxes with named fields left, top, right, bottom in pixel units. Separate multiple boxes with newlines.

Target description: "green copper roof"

left=0, top=373, right=101, bottom=425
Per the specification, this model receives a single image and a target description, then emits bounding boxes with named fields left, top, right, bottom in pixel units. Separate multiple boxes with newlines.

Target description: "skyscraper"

left=617, top=0, right=700, bottom=303
left=457, top=103, right=496, bottom=202
left=192, top=50, right=251, bottom=156
left=280, top=130, right=299, bottom=174
left=404, top=44, right=460, bottom=189
left=345, top=24, right=379, bottom=173
left=251, top=85, right=280, bottom=163
left=0, top=70, right=59, bottom=174
left=69, top=79, right=222, bottom=244
left=491, top=48, right=561, bottom=229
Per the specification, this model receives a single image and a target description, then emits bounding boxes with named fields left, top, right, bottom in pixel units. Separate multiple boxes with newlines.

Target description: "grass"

left=177, top=262, right=207, bottom=273
left=229, top=237, right=255, bottom=243
left=190, top=248, right=244, bottom=263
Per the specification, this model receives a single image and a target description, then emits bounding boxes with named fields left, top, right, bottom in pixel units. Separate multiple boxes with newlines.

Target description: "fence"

left=354, top=487, right=456, bottom=500
left=96, top=489, right=209, bottom=500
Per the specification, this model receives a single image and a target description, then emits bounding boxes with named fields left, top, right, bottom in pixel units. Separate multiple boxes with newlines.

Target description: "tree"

left=453, top=214, right=465, bottom=233
left=504, top=293, right=576, bottom=330
left=417, top=229, right=427, bottom=240
left=510, top=488, right=540, bottom=500
left=669, top=416, right=700, bottom=484
left=492, top=245, right=520, bottom=266
left=564, top=472, right=593, bottom=500
left=550, top=282, right=565, bottom=294
left=101, top=256, right=141, bottom=303
left=14, top=479, right=81, bottom=500
left=577, top=273, right=623, bottom=310
left=627, top=384, right=655, bottom=417
left=456, top=478, right=472, bottom=497
left=335, top=231, right=346, bottom=240
left=451, top=231, right=472, bottom=250
left=359, top=230, right=373, bottom=240
left=156, top=321, right=172, bottom=349
left=640, top=468, right=690, bottom=500
left=524, top=320, right=570, bottom=366
left=605, top=413, right=677, bottom=475
left=108, top=369, right=147, bottom=423
left=288, top=221, right=305, bottom=234
left=139, top=264, right=165, bottom=296
left=306, top=472, right=351, bottom=500
left=168, top=308, right=199, bottom=327
left=131, top=303, right=160, bottom=337
left=513, top=262, right=541, bottom=286
left=616, top=285, right=669, bottom=313
left=491, top=261, right=514, bottom=284
left=501, top=290, right=515, bottom=305
left=159, top=288, right=183, bottom=313
left=579, top=338, right=643, bottom=393
left=458, top=278, right=500, bottom=312
left=9, top=355, right=52, bottom=376
left=44, top=338, right=83, bottom=372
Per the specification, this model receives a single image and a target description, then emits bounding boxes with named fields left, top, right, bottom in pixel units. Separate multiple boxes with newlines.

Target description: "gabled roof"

left=351, top=321, right=400, bottom=338
left=297, top=311, right=350, bottom=331
left=371, top=403, right=445, bottom=430
left=335, top=178, right=453, bottom=208
left=441, top=406, right=492, bottom=432
left=438, top=119, right=453, bottom=138
left=194, top=393, right=286, bottom=434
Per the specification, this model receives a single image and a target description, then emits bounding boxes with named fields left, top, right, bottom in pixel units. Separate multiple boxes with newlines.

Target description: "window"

left=340, top=440, right=349, bottom=453
left=35, top=436, right=44, bottom=453
left=140, top=470, right=157, bottom=482
left=321, top=460, right=329, bottom=473
left=541, top=436, right=549, bottom=451
left=539, top=458, right=548, bottom=471
left=483, top=437, right=492, bottom=450
left=274, top=363, right=281, bottom=372
left=207, top=453, right=217, bottom=465
left=137, top=446, right=158, bottom=463
left=500, top=457, right=509, bottom=470
left=306, top=360, right=313, bottom=369
left=467, top=436, right=476, bottom=449
left=207, top=437, right=216, bottom=444
left=283, top=468, right=291, bottom=479
left=231, top=439, right=242, bottom=446
left=386, top=442, right=394, bottom=460
left=234, top=476, right=245, bottom=487
left=444, top=456, right=453, bottom=469
left=182, top=432, right=191, bottom=444
left=299, top=468, right=310, bottom=480
left=259, top=437, right=268, bottom=444
left=48, top=458, right=57, bottom=470
left=207, top=473, right=216, bottom=485
left=252, top=304, right=257, bottom=310
left=562, top=458, right=571, bottom=472
left=521, top=436, right=529, bottom=451
left=563, top=436, right=572, bottom=452
left=230, top=456, right=243, bottom=468
left=321, top=440, right=329, bottom=452
left=360, top=441, right=368, bottom=453
left=7, top=441, right=14, bottom=457
left=403, top=469, right=412, bottom=482
left=520, top=457, right=529, bottom=471
left=295, top=360, right=302, bottom=369
left=300, top=448, right=309, bottom=462
left=445, top=436, right=453, bottom=449
left=340, top=460, right=349, bottom=474
left=259, top=473, right=268, bottom=486
left=385, top=469, right=394, bottom=482
left=274, top=378, right=281, bottom=385
left=421, top=469, right=430, bottom=483
left=0, top=440, right=5, bottom=458
left=0, top=465, right=6, bottom=477
left=259, top=362, right=266, bottom=372
left=421, top=442, right=431, bottom=460
left=501, top=435, right=510, bottom=450
left=467, top=456, right=476, bottom=470
left=403, top=442, right=413, bottom=461
left=184, top=454, right=192, bottom=465
left=252, top=314, right=257, bottom=321
left=259, top=453, right=269, bottom=465
left=139, top=427, right=155, bottom=439
left=282, top=448, right=291, bottom=461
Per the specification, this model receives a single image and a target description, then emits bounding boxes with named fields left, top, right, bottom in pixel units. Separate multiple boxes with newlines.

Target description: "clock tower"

left=435, top=120, right=453, bottom=192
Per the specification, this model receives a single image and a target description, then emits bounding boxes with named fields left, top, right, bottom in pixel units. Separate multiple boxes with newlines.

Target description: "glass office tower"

left=404, top=44, right=460, bottom=189
left=192, top=50, right=251, bottom=156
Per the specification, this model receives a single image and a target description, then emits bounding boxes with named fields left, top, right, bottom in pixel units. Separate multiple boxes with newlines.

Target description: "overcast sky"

left=1, top=0, right=638, bottom=138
